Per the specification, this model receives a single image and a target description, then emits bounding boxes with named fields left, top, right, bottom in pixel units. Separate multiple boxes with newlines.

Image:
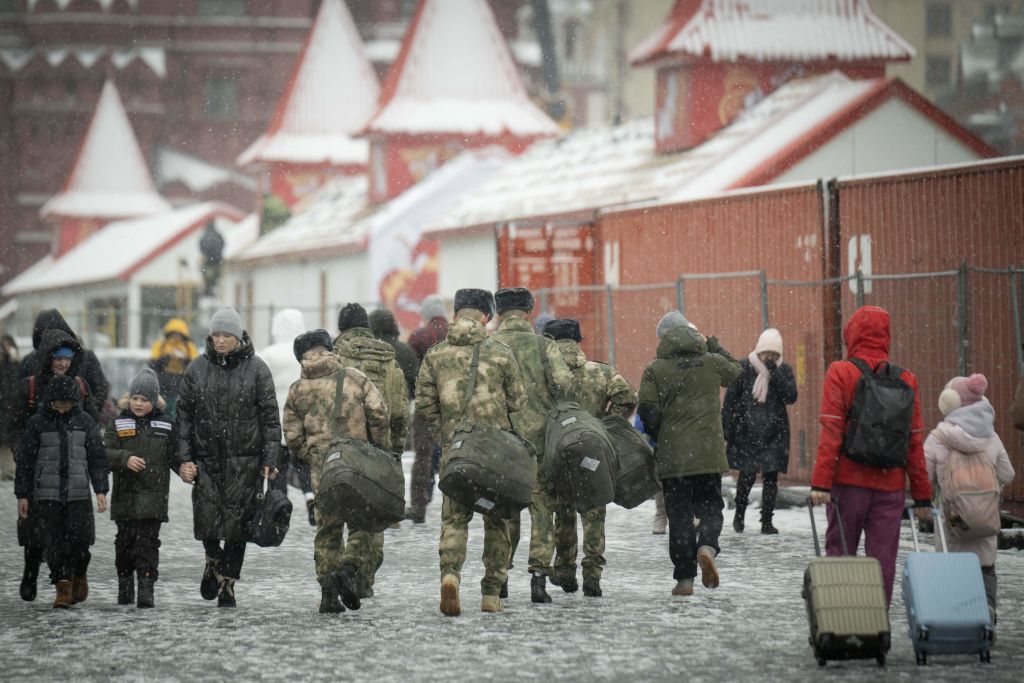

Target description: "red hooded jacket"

left=810, top=306, right=932, bottom=503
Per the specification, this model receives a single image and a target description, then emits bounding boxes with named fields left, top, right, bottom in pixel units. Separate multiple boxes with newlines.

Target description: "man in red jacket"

left=809, top=306, right=932, bottom=606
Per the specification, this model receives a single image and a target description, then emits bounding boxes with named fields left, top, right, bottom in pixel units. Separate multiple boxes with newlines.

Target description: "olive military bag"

left=601, top=414, right=659, bottom=509
left=438, top=342, right=536, bottom=519
left=316, top=370, right=406, bottom=533
left=543, top=401, right=616, bottom=513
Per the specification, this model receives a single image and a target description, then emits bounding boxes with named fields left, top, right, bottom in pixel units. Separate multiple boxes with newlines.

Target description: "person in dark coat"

left=105, top=368, right=180, bottom=608
left=175, top=306, right=281, bottom=608
left=15, top=375, right=108, bottom=609
left=722, top=328, right=798, bottom=535
left=199, top=221, right=225, bottom=297
left=20, top=309, right=110, bottom=412
left=0, top=334, right=19, bottom=480
left=369, top=307, right=419, bottom=399
left=406, top=295, right=448, bottom=523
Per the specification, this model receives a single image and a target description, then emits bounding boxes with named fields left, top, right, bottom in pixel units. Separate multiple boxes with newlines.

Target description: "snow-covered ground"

left=2, top=455, right=1022, bottom=682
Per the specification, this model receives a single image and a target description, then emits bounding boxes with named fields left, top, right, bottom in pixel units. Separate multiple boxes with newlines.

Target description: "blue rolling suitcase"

left=902, top=507, right=994, bottom=665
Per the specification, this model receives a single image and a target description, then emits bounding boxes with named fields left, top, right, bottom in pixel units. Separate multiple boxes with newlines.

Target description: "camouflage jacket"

left=283, top=350, right=391, bottom=491
left=490, top=315, right=573, bottom=452
left=334, top=327, right=408, bottom=454
left=555, top=339, right=637, bottom=419
left=414, top=314, right=527, bottom=453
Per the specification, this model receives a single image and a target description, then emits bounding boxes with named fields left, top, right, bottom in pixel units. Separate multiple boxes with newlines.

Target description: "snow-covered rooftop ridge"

left=630, top=0, right=914, bottom=65
left=41, top=80, right=170, bottom=220
left=223, top=213, right=261, bottom=260
left=3, top=203, right=243, bottom=296
left=430, top=72, right=891, bottom=230
left=236, top=0, right=379, bottom=167
left=157, top=148, right=257, bottom=193
left=363, top=0, right=559, bottom=137
left=26, top=0, right=138, bottom=11
left=0, top=46, right=165, bottom=77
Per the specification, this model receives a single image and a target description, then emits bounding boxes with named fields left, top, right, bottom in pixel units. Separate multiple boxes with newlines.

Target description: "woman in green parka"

left=105, top=368, right=180, bottom=609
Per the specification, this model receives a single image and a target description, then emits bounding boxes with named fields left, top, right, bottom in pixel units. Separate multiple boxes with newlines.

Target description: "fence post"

left=855, top=270, right=865, bottom=308
left=957, top=261, right=969, bottom=376
left=759, top=270, right=769, bottom=330
left=675, top=277, right=685, bottom=315
left=1010, top=270, right=1023, bottom=377
left=605, top=284, right=615, bottom=366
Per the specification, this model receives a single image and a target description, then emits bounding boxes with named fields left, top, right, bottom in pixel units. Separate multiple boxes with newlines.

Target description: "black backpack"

left=842, top=358, right=915, bottom=469
left=248, top=478, right=292, bottom=547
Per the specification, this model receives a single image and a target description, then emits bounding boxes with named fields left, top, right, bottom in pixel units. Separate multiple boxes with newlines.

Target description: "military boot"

left=137, top=571, right=155, bottom=609
left=117, top=572, right=135, bottom=605
left=53, top=580, right=73, bottom=609
left=217, top=578, right=236, bottom=608
left=335, top=564, right=361, bottom=611
left=583, top=578, right=602, bottom=597
left=481, top=595, right=504, bottom=613
left=440, top=575, right=461, bottom=617
left=71, top=575, right=89, bottom=604
left=499, top=579, right=508, bottom=599
left=200, top=556, right=219, bottom=600
left=557, top=575, right=579, bottom=594
left=530, top=573, right=551, bottom=604
left=319, top=583, right=344, bottom=614
left=20, top=557, right=40, bottom=602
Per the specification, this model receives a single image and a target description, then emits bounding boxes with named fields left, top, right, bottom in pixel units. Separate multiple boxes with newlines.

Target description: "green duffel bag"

left=438, top=343, right=536, bottom=519
left=601, top=414, right=659, bottom=509
left=544, top=402, right=616, bottom=513
left=315, top=371, right=406, bottom=533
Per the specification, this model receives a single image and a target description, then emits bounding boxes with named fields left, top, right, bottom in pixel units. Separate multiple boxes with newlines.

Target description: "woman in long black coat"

left=722, top=328, right=798, bottom=535
left=176, top=307, right=280, bottom=607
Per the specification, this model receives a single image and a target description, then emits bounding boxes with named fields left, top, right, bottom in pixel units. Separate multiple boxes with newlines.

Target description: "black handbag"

left=249, top=477, right=292, bottom=547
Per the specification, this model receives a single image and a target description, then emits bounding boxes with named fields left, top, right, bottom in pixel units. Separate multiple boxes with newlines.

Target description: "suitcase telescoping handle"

left=907, top=504, right=947, bottom=553
left=807, top=496, right=851, bottom=557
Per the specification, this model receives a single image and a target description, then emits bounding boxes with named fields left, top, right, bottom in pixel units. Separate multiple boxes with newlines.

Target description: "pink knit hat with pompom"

left=938, top=373, right=988, bottom=416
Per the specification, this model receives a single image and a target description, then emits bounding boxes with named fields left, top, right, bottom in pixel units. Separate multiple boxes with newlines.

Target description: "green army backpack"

left=601, top=414, right=659, bottom=509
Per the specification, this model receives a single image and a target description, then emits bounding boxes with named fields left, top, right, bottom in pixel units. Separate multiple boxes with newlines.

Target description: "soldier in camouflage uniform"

left=333, top=303, right=409, bottom=598
left=545, top=319, right=637, bottom=598
left=490, top=288, right=574, bottom=604
left=414, top=288, right=527, bottom=616
left=283, top=330, right=391, bottom=613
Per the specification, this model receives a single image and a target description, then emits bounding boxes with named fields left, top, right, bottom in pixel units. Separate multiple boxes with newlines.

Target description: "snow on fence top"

left=40, top=80, right=170, bottom=221
left=630, top=0, right=914, bottom=66
left=362, top=0, right=558, bottom=138
left=236, top=0, right=379, bottom=167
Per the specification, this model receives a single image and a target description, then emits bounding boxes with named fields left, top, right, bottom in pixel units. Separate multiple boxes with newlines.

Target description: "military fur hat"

left=293, top=329, right=333, bottom=361
left=494, top=287, right=534, bottom=314
left=546, top=318, right=581, bottom=342
left=453, top=288, right=495, bottom=318
left=337, top=303, right=370, bottom=332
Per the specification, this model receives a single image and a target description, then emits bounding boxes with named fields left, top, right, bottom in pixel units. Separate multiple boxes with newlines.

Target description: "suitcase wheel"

left=915, top=651, right=926, bottom=666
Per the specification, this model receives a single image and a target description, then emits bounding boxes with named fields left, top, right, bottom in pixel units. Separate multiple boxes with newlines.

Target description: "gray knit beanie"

left=209, top=306, right=243, bottom=339
left=656, top=311, right=691, bottom=339
left=129, top=368, right=160, bottom=406
left=419, top=295, right=446, bottom=321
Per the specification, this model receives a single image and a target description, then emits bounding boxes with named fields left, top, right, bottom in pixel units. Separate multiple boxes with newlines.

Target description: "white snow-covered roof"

left=3, top=203, right=243, bottom=295
left=630, top=0, right=914, bottom=66
left=230, top=176, right=372, bottom=262
left=41, top=80, right=171, bottom=221
left=157, top=148, right=257, bottom=193
left=26, top=0, right=138, bottom=11
left=430, top=72, right=894, bottom=230
left=363, top=0, right=559, bottom=138
left=0, top=47, right=165, bottom=77
left=223, top=213, right=261, bottom=260
left=236, top=0, right=379, bottom=167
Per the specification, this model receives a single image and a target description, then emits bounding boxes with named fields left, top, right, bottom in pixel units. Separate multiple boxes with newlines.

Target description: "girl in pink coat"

left=924, top=374, right=1015, bottom=623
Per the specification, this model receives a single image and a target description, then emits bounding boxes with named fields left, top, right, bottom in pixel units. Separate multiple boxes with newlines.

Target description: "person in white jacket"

left=924, top=373, right=1015, bottom=624
left=258, top=309, right=315, bottom=522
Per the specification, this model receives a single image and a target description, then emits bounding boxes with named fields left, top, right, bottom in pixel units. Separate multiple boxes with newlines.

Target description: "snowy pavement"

left=2, top=455, right=1022, bottom=682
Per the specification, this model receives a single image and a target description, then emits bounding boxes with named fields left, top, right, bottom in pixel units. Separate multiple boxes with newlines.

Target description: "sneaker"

left=582, top=578, right=602, bottom=597
left=481, top=595, right=504, bottom=613
left=217, top=578, right=236, bottom=608
left=200, top=556, right=219, bottom=600
left=696, top=546, right=719, bottom=589
left=672, top=579, right=694, bottom=597
left=761, top=522, right=779, bottom=535
left=440, top=575, right=461, bottom=617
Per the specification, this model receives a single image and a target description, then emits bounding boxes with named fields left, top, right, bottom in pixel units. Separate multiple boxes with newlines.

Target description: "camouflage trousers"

left=314, top=508, right=384, bottom=590
left=439, top=495, right=510, bottom=597
left=553, top=503, right=607, bottom=582
left=507, top=483, right=558, bottom=575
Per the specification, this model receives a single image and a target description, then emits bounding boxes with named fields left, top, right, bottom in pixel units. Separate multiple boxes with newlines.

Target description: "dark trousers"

left=203, top=539, right=246, bottom=580
left=115, top=519, right=162, bottom=578
left=35, top=500, right=94, bottom=584
left=735, top=470, right=779, bottom=522
left=663, top=474, right=724, bottom=581
left=409, top=411, right=438, bottom=517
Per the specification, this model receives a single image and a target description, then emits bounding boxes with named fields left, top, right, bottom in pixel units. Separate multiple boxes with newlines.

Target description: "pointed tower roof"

left=362, top=0, right=558, bottom=138
left=41, top=80, right=170, bottom=220
left=630, top=0, right=914, bottom=66
left=237, top=0, right=380, bottom=167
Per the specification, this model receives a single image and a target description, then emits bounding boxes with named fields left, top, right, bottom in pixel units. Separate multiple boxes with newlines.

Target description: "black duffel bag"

left=601, top=414, right=659, bottom=509
left=438, top=342, right=536, bottom=519
left=248, top=478, right=292, bottom=547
